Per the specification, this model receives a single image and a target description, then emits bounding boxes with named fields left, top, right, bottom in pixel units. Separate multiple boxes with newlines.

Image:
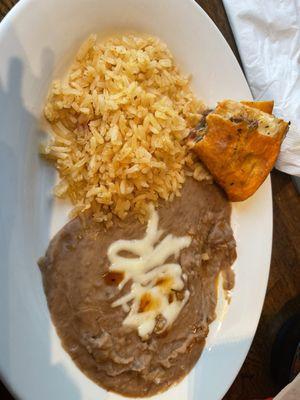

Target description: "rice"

left=42, top=33, right=210, bottom=224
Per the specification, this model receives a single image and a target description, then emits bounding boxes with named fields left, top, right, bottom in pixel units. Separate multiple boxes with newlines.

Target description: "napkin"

left=222, top=0, right=300, bottom=177
left=273, top=373, right=300, bottom=400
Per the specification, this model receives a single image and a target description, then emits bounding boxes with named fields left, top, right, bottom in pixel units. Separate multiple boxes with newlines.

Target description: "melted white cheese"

left=107, top=205, right=191, bottom=339
left=219, top=99, right=282, bottom=137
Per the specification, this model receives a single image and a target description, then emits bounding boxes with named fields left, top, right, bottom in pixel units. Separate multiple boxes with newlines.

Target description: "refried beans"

left=38, top=177, right=236, bottom=397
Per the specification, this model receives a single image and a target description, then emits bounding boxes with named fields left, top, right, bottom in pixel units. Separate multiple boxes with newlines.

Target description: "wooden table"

left=1, top=1, right=299, bottom=399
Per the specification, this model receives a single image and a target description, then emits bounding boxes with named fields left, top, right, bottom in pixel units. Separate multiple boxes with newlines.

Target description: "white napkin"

left=273, top=373, right=300, bottom=400
left=223, top=0, right=300, bottom=176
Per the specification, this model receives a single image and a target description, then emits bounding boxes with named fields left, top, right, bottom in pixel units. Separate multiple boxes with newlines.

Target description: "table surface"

left=0, top=0, right=299, bottom=399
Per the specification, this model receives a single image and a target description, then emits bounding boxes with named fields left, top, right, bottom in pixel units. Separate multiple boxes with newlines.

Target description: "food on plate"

left=39, top=33, right=238, bottom=397
left=240, top=100, right=274, bottom=114
left=42, top=33, right=210, bottom=225
left=39, top=177, right=236, bottom=397
left=188, top=100, right=289, bottom=201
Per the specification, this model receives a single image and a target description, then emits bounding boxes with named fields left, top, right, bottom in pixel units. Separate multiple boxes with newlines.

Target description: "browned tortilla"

left=39, top=178, right=236, bottom=397
left=188, top=100, right=288, bottom=202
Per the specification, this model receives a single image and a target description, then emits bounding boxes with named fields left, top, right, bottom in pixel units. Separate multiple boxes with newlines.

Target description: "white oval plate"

left=0, top=0, right=272, bottom=399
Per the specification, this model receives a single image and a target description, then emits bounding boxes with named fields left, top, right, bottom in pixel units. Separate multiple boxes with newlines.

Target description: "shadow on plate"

left=0, top=26, right=81, bottom=400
